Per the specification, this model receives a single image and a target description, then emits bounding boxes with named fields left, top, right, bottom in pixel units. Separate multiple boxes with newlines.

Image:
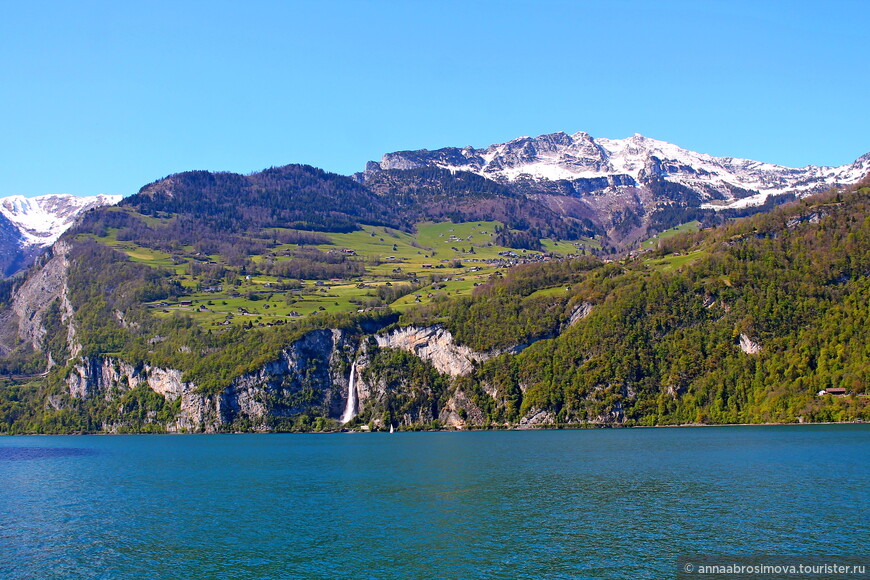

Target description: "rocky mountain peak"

left=363, top=131, right=870, bottom=209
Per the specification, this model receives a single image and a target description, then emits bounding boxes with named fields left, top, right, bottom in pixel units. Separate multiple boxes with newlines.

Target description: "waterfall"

left=340, top=360, right=358, bottom=424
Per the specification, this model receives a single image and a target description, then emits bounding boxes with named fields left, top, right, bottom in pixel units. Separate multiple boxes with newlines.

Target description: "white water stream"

left=340, top=360, right=358, bottom=424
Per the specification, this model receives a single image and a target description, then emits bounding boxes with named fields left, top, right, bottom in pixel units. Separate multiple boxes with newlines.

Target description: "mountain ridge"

left=0, top=163, right=868, bottom=432
left=2, top=132, right=867, bottom=278
left=359, top=131, right=868, bottom=248
left=364, top=130, right=869, bottom=206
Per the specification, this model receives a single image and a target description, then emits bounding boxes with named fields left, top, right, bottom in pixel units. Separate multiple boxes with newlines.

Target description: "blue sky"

left=1, top=0, right=868, bottom=197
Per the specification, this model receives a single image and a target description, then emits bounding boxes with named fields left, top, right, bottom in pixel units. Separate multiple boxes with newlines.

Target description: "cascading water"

left=340, top=360, right=358, bottom=424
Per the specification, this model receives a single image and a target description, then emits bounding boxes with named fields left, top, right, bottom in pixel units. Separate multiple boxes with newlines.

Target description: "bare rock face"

left=63, top=328, right=370, bottom=432
left=66, top=357, right=200, bottom=431
left=68, top=358, right=128, bottom=399
left=438, top=388, right=486, bottom=428
left=739, top=334, right=762, bottom=355
left=0, top=241, right=79, bottom=360
left=12, top=243, right=70, bottom=350
left=567, top=301, right=593, bottom=327
left=518, top=408, right=557, bottom=428
left=375, top=325, right=491, bottom=376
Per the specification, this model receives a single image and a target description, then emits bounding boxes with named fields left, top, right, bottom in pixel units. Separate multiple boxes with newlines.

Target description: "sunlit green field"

left=640, top=220, right=701, bottom=249
left=643, top=249, right=707, bottom=272
left=83, top=212, right=612, bottom=328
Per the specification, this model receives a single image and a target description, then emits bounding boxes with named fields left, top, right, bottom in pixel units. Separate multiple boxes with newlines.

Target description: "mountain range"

left=2, top=133, right=867, bottom=279
left=0, top=128, right=867, bottom=434
left=366, top=132, right=869, bottom=204
left=361, top=131, right=870, bottom=243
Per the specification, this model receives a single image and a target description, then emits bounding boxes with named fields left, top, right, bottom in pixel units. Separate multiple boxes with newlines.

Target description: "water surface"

left=1, top=426, right=867, bottom=578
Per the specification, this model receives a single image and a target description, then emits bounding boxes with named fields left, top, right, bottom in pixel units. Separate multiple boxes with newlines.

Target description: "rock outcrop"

left=567, top=301, right=593, bottom=327
left=739, top=334, right=762, bottom=355
left=518, top=408, right=557, bottom=428
left=65, top=328, right=370, bottom=432
left=375, top=325, right=491, bottom=376
left=438, top=388, right=486, bottom=428
left=0, top=241, right=78, bottom=359
left=67, top=357, right=197, bottom=430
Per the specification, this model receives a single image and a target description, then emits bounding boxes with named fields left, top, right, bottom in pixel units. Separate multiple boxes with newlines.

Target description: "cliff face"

left=67, top=357, right=196, bottom=430
left=65, top=329, right=367, bottom=432
left=437, top=387, right=487, bottom=428
left=375, top=325, right=491, bottom=376
left=58, top=324, right=510, bottom=432
left=0, top=241, right=78, bottom=360
left=374, top=308, right=592, bottom=377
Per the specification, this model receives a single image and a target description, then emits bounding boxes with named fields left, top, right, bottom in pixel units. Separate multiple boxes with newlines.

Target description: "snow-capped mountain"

left=0, top=194, right=121, bottom=277
left=365, top=131, right=870, bottom=210
left=0, top=194, right=122, bottom=248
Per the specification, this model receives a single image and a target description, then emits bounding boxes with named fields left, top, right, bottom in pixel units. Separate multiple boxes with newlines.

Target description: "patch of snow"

left=0, top=194, right=122, bottom=247
left=390, top=130, right=869, bottom=206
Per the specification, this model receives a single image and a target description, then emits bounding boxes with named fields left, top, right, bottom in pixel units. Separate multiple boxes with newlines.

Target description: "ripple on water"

left=0, top=446, right=97, bottom=461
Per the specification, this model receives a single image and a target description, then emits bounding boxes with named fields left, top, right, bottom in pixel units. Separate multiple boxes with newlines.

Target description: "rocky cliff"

left=0, top=241, right=78, bottom=360
left=53, top=323, right=521, bottom=432
left=375, top=325, right=491, bottom=376
left=64, top=329, right=371, bottom=432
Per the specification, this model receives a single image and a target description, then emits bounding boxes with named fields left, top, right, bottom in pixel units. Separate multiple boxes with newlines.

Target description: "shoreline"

left=1, top=419, right=866, bottom=436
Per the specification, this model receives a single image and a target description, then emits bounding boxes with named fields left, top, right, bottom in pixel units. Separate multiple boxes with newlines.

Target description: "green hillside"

left=69, top=215, right=565, bottom=329
left=401, top=183, right=870, bottom=425
left=0, top=168, right=867, bottom=433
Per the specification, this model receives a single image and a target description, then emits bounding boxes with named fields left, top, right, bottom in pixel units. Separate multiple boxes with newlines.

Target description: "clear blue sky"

left=1, top=0, right=868, bottom=197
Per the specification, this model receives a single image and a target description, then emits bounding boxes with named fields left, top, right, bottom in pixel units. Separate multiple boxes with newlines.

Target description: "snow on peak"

left=0, top=193, right=122, bottom=247
left=373, top=131, right=870, bottom=209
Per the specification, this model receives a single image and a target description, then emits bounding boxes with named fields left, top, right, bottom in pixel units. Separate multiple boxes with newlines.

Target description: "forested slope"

left=402, top=181, right=870, bottom=425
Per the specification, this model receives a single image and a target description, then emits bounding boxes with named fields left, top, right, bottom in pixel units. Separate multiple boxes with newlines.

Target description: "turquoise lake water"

left=1, top=425, right=867, bottom=579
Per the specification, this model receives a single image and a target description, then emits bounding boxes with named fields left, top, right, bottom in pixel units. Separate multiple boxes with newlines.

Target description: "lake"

left=1, top=426, right=867, bottom=579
